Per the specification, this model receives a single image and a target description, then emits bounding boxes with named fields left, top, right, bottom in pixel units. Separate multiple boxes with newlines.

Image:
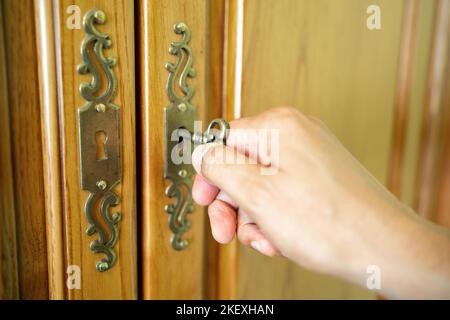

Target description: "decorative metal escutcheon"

left=164, top=22, right=196, bottom=251
left=77, top=9, right=121, bottom=272
left=164, top=22, right=230, bottom=251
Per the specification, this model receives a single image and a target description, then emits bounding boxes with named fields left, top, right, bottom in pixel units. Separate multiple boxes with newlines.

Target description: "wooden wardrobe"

left=0, top=0, right=449, bottom=299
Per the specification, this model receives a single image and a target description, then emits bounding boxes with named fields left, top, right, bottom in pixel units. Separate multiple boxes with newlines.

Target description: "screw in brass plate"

left=96, top=180, right=108, bottom=190
left=95, top=103, right=106, bottom=112
left=96, top=261, right=109, bottom=272
left=177, top=103, right=187, bottom=112
left=178, top=169, right=188, bottom=178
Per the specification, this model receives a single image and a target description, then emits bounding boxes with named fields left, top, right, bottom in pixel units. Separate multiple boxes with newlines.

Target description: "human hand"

left=192, top=106, right=389, bottom=272
left=191, top=107, right=450, bottom=298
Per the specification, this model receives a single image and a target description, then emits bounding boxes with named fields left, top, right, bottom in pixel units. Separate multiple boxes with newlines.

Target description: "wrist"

left=340, top=194, right=450, bottom=298
left=323, top=189, right=408, bottom=291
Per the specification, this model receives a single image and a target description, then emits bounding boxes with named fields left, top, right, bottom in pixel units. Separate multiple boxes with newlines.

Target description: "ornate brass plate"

left=164, top=22, right=196, bottom=250
left=77, top=9, right=121, bottom=272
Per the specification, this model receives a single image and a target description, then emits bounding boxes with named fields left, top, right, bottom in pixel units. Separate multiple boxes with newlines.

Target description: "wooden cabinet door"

left=34, top=0, right=138, bottom=299
left=2, top=0, right=139, bottom=299
left=137, top=0, right=215, bottom=299
left=219, top=0, right=440, bottom=299
left=131, top=0, right=230, bottom=300
left=2, top=0, right=216, bottom=300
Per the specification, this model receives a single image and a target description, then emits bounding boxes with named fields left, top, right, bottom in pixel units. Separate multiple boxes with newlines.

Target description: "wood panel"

left=223, top=0, right=242, bottom=121
left=237, top=0, right=408, bottom=299
left=0, top=2, right=19, bottom=300
left=388, top=0, right=419, bottom=197
left=414, top=0, right=450, bottom=221
left=380, top=0, right=436, bottom=300
left=204, top=0, right=227, bottom=299
left=214, top=0, right=242, bottom=300
left=435, top=75, right=450, bottom=228
left=388, top=0, right=439, bottom=206
left=401, top=0, right=437, bottom=207
left=34, top=0, right=65, bottom=300
left=138, top=0, right=207, bottom=299
left=2, top=0, right=49, bottom=299
left=53, top=0, right=137, bottom=299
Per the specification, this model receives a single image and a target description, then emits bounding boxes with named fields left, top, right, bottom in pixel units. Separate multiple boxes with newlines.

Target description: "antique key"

left=191, top=118, right=230, bottom=146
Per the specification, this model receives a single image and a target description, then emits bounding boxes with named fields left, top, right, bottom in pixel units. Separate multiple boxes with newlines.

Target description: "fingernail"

left=250, top=241, right=261, bottom=252
left=192, top=143, right=222, bottom=174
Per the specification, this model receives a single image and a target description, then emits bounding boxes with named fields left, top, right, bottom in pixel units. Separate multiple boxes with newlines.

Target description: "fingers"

left=238, top=224, right=280, bottom=256
left=227, top=118, right=277, bottom=166
left=191, top=113, right=286, bottom=255
left=206, top=190, right=281, bottom=256
left=237, top=209, right=280, bottom=256
left=207, top=199, right=237, bottom=244
left=216, top=190, right=238, bottom=208
left=192, top=143, right=265, bottom=211
left=216, top=107, right=303, bottom=167
left=193, top=174, right=219, bottom=206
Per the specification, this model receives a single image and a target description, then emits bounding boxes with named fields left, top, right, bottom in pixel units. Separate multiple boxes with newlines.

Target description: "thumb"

left=192, top=142, right=265, bottom=212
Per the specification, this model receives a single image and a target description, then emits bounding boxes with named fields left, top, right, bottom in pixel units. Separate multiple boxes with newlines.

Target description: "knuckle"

left=265, top=106, right=302, bottom=129
left=273, top=106, right=299, bottom=117
left=257, top=107, right=308, bottom=143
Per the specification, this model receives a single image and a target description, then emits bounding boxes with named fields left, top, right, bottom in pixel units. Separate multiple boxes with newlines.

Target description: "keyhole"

left=95, top=130, right=108, bottom=161
left=178, top=127, right=186, bottom=157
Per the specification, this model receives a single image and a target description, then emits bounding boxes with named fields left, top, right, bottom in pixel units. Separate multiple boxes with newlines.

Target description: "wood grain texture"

left=388, top=0, right=419, bottom=197
left=414, top=0, right=450, bottom=220
left=435, top=74, right=450, bottom=228
left=204, top=0, right=240, bottom=300
left=213, top=0, right=241, bottom=300
left=223, top=0, right=240, bottom=121
left=237, top=0, right=408, bottom=299
left=2, top=0, right=49, bottom=299
left=380, top=0, right=436, bottom=300
left=34, top=0, right=65, bottom=300
left=54, top=0, right=137, bottom=299
left=401, top=0, right=436, bottom=207
left=0, top=2, right=19, bottom=300
left=138, top=0, right=207, bottom=299
left=204, top=0, right=225, bottom=300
